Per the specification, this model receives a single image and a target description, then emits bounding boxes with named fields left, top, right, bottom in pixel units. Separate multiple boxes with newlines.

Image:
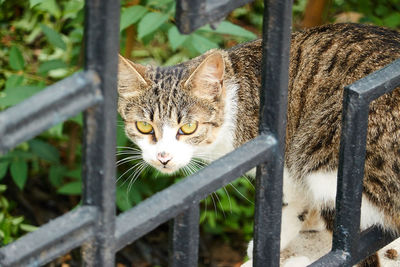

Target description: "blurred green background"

left=0, top=0, right=399, bottom=265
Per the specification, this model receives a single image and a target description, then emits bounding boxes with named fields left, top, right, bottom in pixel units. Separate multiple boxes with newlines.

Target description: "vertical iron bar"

left=82, top=0, right=120, bottom=265
left=331, top=89, right=369, bottom=258
left=169, top=204, right=200, bottom=267
left=253, top=0, right=292, bottom=266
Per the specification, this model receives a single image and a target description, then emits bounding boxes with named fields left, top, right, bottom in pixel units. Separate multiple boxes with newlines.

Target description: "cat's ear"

left=184, top=52, right=224, bottom=100
left=118, top=54, right=148, bottom=98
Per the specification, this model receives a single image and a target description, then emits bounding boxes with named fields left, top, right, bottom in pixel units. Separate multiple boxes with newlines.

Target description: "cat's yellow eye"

left=179, top=122, right=198, bottom=135
left=136, top=121, right=153, bottom=134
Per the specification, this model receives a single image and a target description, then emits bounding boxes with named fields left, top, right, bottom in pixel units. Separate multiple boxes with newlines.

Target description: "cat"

left=117, top=23, right=400, bottom=266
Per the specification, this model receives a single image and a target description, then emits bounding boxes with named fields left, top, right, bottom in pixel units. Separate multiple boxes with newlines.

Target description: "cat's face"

left=118, top=53, right=226, bottom=174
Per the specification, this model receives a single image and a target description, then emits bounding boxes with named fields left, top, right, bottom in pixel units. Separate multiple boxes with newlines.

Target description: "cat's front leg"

left=280, top=168, right=309, bottom=249
left=243, top=168, right=309, bottom=266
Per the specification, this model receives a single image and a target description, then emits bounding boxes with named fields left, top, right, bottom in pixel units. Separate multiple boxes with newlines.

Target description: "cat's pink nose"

left=157, top=151, right=172, bottom=165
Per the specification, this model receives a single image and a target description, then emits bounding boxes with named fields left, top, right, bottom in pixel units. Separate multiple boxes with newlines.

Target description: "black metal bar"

left=169, top=204, right=200, bottom=267
left=0, top=71, right=101, bottom=154
left=332, top=58, right=400, bottom=260
left=81, top=0, right=120, bottom=265
left=347, top=58, right=400, bottom=102
left=354, top=227, right=397, bottom=265
left=175, top=0, right=253, bottom=34
left=311, top=227, right=397, bottom=267
left=309, top=250, right=348, bottom=267
left=253, top=0, right=292, bottom=266
left=0, top=206, right=97, bottom=267
left=311, top=57, right=400, bottom=267
left=114, top=134, right=276, bottom=251
left=332, top=89, right=369, bottom=258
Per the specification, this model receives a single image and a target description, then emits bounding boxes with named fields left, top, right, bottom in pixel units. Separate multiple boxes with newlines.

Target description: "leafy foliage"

left=332, top=0, right=400, bottom=27
left=0, top=184, right=37, bottom=245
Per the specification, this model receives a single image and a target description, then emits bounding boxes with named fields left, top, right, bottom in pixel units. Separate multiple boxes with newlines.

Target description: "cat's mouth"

left=150, top=161, right=181, bottom=174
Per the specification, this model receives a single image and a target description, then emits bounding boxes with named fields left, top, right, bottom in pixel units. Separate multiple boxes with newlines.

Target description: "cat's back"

left=287, top=23, right=400, bottom=143
left=285, top=24, right=400, bottom=223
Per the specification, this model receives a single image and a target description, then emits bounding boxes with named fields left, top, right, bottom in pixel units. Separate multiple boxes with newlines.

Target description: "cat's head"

left=117, top=52, right=229, bottom=174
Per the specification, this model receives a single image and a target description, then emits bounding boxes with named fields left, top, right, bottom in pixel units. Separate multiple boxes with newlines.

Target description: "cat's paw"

left=241, top=259, right=253, bottom=267
left=283, top=256, right=311, bottom=267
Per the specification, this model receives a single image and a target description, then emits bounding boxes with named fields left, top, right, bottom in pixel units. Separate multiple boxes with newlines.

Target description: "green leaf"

left=63, top=0, right=84, bottom=19
left=116, top=186, right=133, bottom=212
left=5, top=75, right=24, bottom=89
left=383, top=13, right=400, bottom=28
left=188, top=34, right=219, bottom=54
left=57, top=181, right=82, bottom=195
left=137, top=12, right=169, bottom=39
left=29, top=0, right=43, bottom=7
left=9, top=46, right=25, bottom=71
left=49, top=165, right=67, bottom=187
left=0, top=195, right=9, bottom=209
left=168, top=26, right=189, bottom=51
left=35, top=0, right=61, bottom=18
left=11, top=216, right=24, bottom=225
left=117, top=121, right=128, bottom=147
left=20, top=224, right=38, bottom=232
left=0, top=161, right=9, bottom=180
left=45, top=122, right=64, bottom=138
left=40, top=24, right=67, bottom=50
left=29, top=139, right=60, bottom=163
left=10, top=161, right=28, bottom=190
left=5, top=150, right=35, bottom=161
left=38, top=59, right=67, bottom=74
left=200, top=21, right=257, bottom=39
left=120, top=5, right=148, bottom=31
left=0, top=86, right=45, bottom=107
left=69, top=113, right=83, bottom=126
left=0, top=184, right=7, bottom=193
left=65, top=167, right=81, bottom=180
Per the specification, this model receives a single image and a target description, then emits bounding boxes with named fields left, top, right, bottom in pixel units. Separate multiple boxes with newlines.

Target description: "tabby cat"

left=117, top=23, right=400, bottom=266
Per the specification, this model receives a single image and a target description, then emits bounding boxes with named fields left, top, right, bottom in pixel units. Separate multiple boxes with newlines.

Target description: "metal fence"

left=0, top=0, right=399, bottom=266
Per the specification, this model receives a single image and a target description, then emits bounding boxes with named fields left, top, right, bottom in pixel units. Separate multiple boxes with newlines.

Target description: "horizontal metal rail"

left=114, top=134, right=277, bottom=251
left=0, top=206, right=98, bottom=267
left=348, top=58, right=400, bottom=102
left=310, top=227, right=397, bottom=267
left=176, top=0, right=253, bottom=33
left=355, top=227, right=397, bottom=265
left=0, top=70, right=102, bottom=154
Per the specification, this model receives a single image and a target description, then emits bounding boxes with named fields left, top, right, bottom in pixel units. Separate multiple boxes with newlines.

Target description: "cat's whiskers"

left=193, top=151, right=225, bottom=162
left=222, top=186, right=232, bottom=213
left=186, top=161, right=200, bottom=175
left=229, top=182, right=254, bottom=205
left=116, top=149, right=142, bottom=154
left=213, top=191, right=226, bottom=218
left=117, top=160, right=144, bottom=184
left=180, top=165, right=190, bottom=177
left=127, top=162, right=148, bottom=194
left=210, top=193, right=218, bottom=216
left=243, top=175, right=255, bottom=190
left=116, top=156, right=143, bottom=167
left=117, top=146, right=142, bottom=152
